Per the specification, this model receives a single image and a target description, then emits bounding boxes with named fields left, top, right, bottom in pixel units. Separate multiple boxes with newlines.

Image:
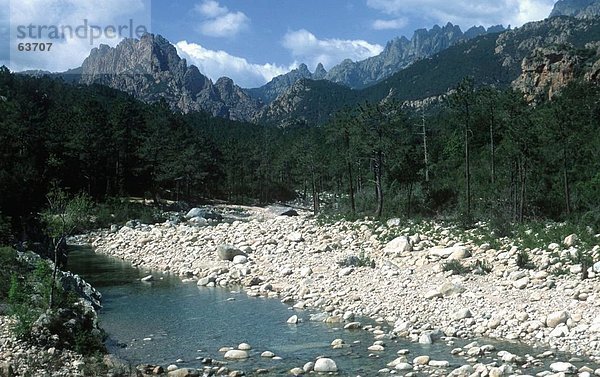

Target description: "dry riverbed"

left=79, top=206, right=600, bottom=376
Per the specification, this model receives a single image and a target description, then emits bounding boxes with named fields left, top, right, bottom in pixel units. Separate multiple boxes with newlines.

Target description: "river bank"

left=80, top=205, right=600, bottom=376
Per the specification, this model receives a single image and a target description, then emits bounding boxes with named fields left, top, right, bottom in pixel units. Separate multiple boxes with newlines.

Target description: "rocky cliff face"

left=550, top=0, right=600, bottom=18
left=248, top=23, right=505, bottom=105
left=324, top=23, right=505, bottom=89
left=247, top=63, right=327, bottom=104
left=512, top=48, right=582, bottom=102
left=499, top=17, right=600, bottom=101
left=79, top=34, right=262, bottom=122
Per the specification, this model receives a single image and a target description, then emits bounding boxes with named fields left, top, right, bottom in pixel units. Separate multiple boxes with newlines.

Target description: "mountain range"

left=22, top=0, right=600, bottom=126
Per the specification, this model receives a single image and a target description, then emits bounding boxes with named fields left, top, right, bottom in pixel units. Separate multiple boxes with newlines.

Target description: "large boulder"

left=185, top=208, right=223, bottom=221
left=224, top=350, right=249, bottom=359
left=429, top=246, right=466, bottom=259
left=216, top=245, right=246, bottom=261
left=266, top=205, right=298, bottom=216
left=439, top=281, right=466, bottom=296
left=384, top=236, right=412, bottom=254
left=546, top=310, right=569, bottom=328
left=314, top=358, right=338, bottom=372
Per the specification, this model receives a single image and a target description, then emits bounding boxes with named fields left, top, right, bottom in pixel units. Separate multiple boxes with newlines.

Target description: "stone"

left=563, top=234, right=578, bottom=247
left=232, top=255, right=247, bottom=264
left=368, top=344, right=385, bottom=351
left=395, top=362, right=413, bottom=371
left=440, top=282, right=466, bottom=296
left=386, top=218, right=402, bottom=227
left=550, top=362, right=577, bottom=373
left=429, top=360, right=450, bottom=368
left=289, top=367, right=304, bottom=376
left=593, top=261, right=600, bottom=273
left=513, top=277, right=529, bottom=289
left=167, top=365, right=179, bottom=372
left=424, top=289, right=442, bottom=299
left=549, top=324, right=569, bottom=337
left=303, top=362, right=314, bottom=372
left=314, top=358, right=338, bottom=373
left=453, top=308, right=472, bottom=321
left=449, top=248, right=471, bottom=260
left=338, top=267, right=354, bottom=277
left=419, top=333, right=433, bottom=344
left=413, top=355, right=430, bottom=365
left=387, top=357, right=408, bottom=367
left=430, top=246, right=466, bottom=259
left=167, top=369, right=200, bottom=377
left=344, top=321, right=361, bottom=330
left=197, top=276, right=215, bottom=286
left=287, top=315, right=299, bottom=324
left=384, top=236, right=412, bottom=254
left=288, top=232, right=304, bottom=242
left=216, top=245, right=246, bottom=261
left=300, top=267, right=313, bottom=277
left=331, top=338, right=345, bottom=348
left=546, top=310, right=569, bottom=328
left=224, top=350, right=249, bottom=359
left=238, top=342, right=252, bottom=350
left=266, top=205, right=298, bottom=216
left=141, top=275, right=154, bottom=282
left=261, top=351, right=275, bottom=358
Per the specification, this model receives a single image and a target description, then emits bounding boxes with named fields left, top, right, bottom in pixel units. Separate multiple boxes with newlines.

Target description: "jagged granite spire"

left=78, top=33, right=261, bottom=121
left=550, top=0, right=600, bottom=18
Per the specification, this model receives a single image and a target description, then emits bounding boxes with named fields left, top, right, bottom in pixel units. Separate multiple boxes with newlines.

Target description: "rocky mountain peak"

left=313, top=63, right=327, bottom=80
left=550, top=0, right=600, bottom=18
left=78, top=33, right=261, bottom=121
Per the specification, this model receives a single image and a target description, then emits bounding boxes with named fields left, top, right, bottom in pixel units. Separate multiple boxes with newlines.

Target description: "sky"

left=1, top=0, right=557, bottom=88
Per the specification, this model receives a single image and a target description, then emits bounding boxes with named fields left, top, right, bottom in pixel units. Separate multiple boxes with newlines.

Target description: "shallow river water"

left=67, top=245, right=593, bottom=376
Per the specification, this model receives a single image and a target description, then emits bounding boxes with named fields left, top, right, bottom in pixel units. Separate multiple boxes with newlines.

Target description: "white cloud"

left=282, top=29, right=383, bottom=69
left=5, top=0, right=150, bottom=72
left=366, top=0, right=555, bottom=28
left=194, top=0, right=249, bottom=38
left=194, top=0, right=227, bottom=18
left=176, top=40, right=292, bottom=88
left=372, top=18, right=408, bottom=30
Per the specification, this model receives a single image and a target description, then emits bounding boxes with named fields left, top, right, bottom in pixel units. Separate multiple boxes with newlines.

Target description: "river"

left=67, top=245, right=591, bottom=376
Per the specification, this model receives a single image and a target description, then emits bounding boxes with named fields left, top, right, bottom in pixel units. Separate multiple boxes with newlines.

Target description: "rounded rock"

left=314, top=358, right=338, bottom=373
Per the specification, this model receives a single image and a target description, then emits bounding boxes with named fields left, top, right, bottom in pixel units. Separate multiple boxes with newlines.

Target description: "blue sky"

left=2, top=0, right=557, bottom=88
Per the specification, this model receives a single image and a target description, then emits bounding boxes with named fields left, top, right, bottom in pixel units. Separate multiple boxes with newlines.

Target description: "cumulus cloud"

left=282, top=29, right=383, bottom=69
left=366, top=0, right=555, bottom=28
left=5, top=0, right=150, bottom=72
left=194, top=0, right=249, bottom=38
left=372, top=17, right=408, bottom=30
left=176, top=40, right=292, bottom=88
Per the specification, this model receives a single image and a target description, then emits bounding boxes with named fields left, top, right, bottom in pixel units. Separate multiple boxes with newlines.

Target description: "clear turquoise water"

left=67, top=246, right=596, bottom=376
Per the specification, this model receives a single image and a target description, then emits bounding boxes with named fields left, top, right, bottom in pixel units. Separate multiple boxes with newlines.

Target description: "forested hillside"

left=1, top=66, right=598, bottom=242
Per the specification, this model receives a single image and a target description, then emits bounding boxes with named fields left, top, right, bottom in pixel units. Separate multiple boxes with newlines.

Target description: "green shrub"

left=338, top=252, right=375, bottom=268
left=8, top=274, right=39, bottom=339
left=443, top=259, right=470, bottom=275
left=0, top=212, right=11, bottom=246
left=93, top=198, right=165, bottom=228
left=473, top=259, right=493, bottom=274
left=516, top=249, right=534, bottom=269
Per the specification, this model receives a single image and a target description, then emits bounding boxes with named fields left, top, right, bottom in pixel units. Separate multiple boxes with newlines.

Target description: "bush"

left=516, top=249, right=534, bottom=269
left=338, top=252, right=375, bottom=268
left=0, top=212, right=12, bottom=246
left=93, top=198, right=165, bottom=228
left=443, top=259, right=470, bottom=275
left=473, top=259, right=493, bottom=274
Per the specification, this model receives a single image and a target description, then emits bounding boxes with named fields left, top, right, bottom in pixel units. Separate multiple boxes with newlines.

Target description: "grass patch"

left=442, top=259, right=470, bottom=275
left=338, top=251, right=376, bottom=268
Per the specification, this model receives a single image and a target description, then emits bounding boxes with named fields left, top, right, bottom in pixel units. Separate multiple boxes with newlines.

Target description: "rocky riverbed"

left=79, top=205, right=600, bottom=376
